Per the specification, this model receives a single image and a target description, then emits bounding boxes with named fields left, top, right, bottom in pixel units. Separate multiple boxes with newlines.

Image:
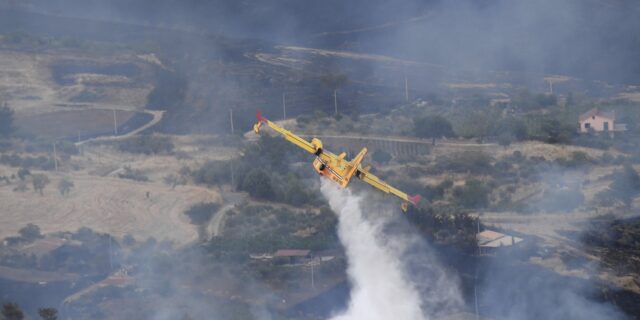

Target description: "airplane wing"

left=357, top=168, right=421, bottom=209
left=253, top=111, right=333, bottom=162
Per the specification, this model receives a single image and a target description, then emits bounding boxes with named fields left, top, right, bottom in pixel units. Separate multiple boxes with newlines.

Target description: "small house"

left=477, top=230, right=523, bottom=255
left=578, top=108, right=626, bottom=134
left=274, top=249, right=312, bottom=265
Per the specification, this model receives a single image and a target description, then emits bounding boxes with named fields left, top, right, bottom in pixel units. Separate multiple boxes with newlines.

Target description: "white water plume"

left=321, top=181, right=463, bottom=320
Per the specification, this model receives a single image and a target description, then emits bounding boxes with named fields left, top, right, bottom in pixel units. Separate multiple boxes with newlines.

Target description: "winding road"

left=74, top=106, right=165, bottom=146
left=206, top=191, right=246, bottom=239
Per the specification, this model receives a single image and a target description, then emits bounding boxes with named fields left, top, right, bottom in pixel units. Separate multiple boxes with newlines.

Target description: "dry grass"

left=0, top=134, right=243, bottom=245
left=0, top=49, right=153, bottom=139
left=0, top=169, right=220, bottom=245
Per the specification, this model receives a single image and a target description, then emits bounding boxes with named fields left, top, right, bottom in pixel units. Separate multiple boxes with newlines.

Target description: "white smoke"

left=321, top=181, right=463, bottom=320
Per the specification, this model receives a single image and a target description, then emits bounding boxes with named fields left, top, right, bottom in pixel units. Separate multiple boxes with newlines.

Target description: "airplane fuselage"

left=312, top=156, right=351, bottom=188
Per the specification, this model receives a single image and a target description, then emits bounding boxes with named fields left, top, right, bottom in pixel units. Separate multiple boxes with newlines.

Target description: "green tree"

left=2, top=303, right=24, bottom=320
left=241, top=169, right=275, bottom=200
left=540, top=119, right=574, bottom=144
left=494, top=117, right=528, bottom=141
left=498, top=132, right=514, bottom=149
left=0, top=102, right=15, bottom=138
left=513, top=89, right=557, bottom=110
left=57, top=178, right=74, bottom=196
left=19, top=223, right=42, bottom=241
left=453, top=179, right=490, bottom=209
left=17, top=168, right=30, bottom=181
left=284, top=178, right=312, bottom=206
left=38, top=307, right=58, bottom=320
left=192, top=160, right=231, bottom=185
left=456, top=111, right=495, bottom=143
left=163, top=173, right=186, bottom=189
left=32, top=173, right=50, bottom=195
left=184, top=202, right=220, bottom=225
left=414, top=115, right=455, bottom=145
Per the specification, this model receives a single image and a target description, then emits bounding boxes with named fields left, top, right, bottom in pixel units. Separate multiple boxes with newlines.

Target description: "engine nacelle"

left=311, top=138, right=323, bottom=154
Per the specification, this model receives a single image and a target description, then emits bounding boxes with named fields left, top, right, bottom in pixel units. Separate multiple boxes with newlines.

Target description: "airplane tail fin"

left=350, top=148, right=368, bottom=167
left=345, top=148, right=368, bottom=182
left=256, top=110, right=265, bottom=122
left=409, top=194, right=422, bottom=205
left=254, top=110, right=266, bottom=133
left=401, top=195, right=422, bottom=212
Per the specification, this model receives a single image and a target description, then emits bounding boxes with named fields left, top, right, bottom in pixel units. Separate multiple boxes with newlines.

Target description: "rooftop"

left=20, top=237, right=81, bottom=256
left=275, top=249, right=311, bottom=257
left=477, top=230, right=523, bottom=248
left=579, top=108, right=615, bottom=121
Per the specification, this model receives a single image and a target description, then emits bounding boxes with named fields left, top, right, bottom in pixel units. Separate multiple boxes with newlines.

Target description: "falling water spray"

left=321, top=181, right=463, bottom=320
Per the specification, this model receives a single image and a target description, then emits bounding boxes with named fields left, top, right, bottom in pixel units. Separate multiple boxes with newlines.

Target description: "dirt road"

left=75, top=107, right=165, bottom=146
left=206, top=191, right=246, bottom=239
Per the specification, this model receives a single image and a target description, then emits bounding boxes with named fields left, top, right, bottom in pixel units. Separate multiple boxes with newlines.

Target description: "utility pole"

left=475, top=217, right=480, bottom=320
left=52, top=142, right=58, bottom=171
left=230, top=160, right=235, bottom=189
left=311, top=260, right=316, bottom=290
left=109, top=234, right=113, bottom=271
left=229, top=109, right=235, bottom=134
left=77, top=131, right=82, bottom=155
left=333, top=89, right=338, bottom=116
left=474, top=272, right=479, bottom=320
left=112, top=109, right=118, bottom=135
left=548, top=80, right=554, bottom=94
left=404, top=73, right=410, bottom=102
left=282, top=92, right=287, bottom=120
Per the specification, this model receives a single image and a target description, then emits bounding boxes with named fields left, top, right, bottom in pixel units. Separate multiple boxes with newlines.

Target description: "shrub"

left=0, top=154, right=53, bottom=170
left=413, top=115, right=456, bottom=145
left=453, top=179, right=490, bottom=209
left=498, top=133, right=514, bottom=148
left=17, top=168, right=30, bottom=180
left=0, top=103, right=15, bottom=138
left=540, top=118, right=575, bottom=144
left=58, top=178, right=74, bottom=196
left=2, top=303, right=24, bottom=320
left=241, top=169, right=276, bottom=200
left=435, top=151, right=493, bottom=174
left=192, top=160, right=232, bottom=185
left=184, top=202, right=220, bottom=225
left=117, top=135, right=174, bottom=155
left=117, top=166, right=149, bottom=182
left=283, top=177, right=317, bottom=206
left=19, top=223, right=43, bottom=241
left=31, top=174, right=50, bottom=195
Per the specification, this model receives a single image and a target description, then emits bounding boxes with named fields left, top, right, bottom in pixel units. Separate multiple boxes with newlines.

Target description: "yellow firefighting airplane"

left=253, top=111, right=421, bottom=211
